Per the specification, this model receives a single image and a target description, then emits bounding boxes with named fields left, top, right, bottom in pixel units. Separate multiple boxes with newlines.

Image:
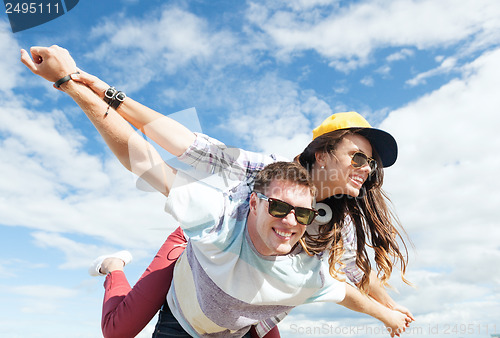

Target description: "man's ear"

left=249, top=192, right=258, bottom=214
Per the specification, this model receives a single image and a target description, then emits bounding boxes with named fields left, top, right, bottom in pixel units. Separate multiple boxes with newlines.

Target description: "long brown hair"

left=296, top=128, right=410, bottom=292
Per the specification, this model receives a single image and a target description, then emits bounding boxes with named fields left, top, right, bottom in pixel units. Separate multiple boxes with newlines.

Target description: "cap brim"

left=356, top=128, right=398, bottom=168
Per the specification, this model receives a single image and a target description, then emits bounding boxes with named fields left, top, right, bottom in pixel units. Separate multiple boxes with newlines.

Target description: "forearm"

left=339, top=284, right=410, bottom=337
left=115, top=99, right=196, bottom=157
left=365, top=271, right=415, bottom=321
left=365, top=270, right=396, bottom=308
left=70, top=70, right=275, bottom=180
left=21, top=45, right=175, bottom=194
left=73, top=71, right=197, bottom=156
left=61, top=81, right=133, bottom=166
left=339, top=284, right=389, bottom=324
left=60, top=80, right=175, bottom=195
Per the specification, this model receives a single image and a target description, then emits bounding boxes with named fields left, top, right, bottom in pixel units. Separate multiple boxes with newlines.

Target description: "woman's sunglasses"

left=256, top=193, right=318, bottom=226
left=351, top=152, right=377, bottom=172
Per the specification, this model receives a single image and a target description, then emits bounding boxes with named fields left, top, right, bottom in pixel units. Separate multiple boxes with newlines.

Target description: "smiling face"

left=315, top=133, right=374, bottom=199
left=247, top=179, right=314, bottom=256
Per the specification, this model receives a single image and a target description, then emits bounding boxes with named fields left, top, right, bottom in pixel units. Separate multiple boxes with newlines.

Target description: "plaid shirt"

left=178, top=133, right=363, bottom=337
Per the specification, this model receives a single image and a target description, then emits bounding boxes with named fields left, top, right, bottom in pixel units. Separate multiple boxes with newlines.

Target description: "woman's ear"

left=315, top=152, right=326, bottom=168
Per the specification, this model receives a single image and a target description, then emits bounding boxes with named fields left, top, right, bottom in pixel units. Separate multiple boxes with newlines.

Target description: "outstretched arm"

left=67, top=69, right=196, bottom=157
left=338, top=284, right=411, bottom=337
left=71, top=71, right=277, bottom=180
left=20, top=45, right=176, bottom=195
left=364, top=270, right=415, bottom=321
left=341, top=221, right=414, bottom=322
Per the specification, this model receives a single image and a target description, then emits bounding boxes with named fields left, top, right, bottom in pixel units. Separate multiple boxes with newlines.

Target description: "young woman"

left=21, top=45, right=413, bottom=338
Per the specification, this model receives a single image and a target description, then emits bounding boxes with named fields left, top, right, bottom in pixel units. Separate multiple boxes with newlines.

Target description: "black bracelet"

left=54, top=72, right=80, bottom=88
left=111, top=91, right=126, bottom=109
left=104, top=87, right=126, bottom=109
left=103, top=87, right=127, bottom=115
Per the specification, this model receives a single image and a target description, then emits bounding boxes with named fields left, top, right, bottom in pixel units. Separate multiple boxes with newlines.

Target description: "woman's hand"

left=70, top=70, right=110, bottom=98
left=391, top=303, right=415, bottom=323
left=381, top=308, right=412, bottom=337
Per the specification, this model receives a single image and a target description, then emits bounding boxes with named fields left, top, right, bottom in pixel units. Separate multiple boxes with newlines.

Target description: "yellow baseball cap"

left=312, top=112, right=398, bottom=167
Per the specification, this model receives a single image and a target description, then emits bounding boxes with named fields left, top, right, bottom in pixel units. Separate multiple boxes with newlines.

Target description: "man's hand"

left=20, top=45, right=77, bottom=83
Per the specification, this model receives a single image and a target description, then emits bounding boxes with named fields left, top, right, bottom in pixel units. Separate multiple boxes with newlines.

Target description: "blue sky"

left=1, top=0, right=500, bottom=337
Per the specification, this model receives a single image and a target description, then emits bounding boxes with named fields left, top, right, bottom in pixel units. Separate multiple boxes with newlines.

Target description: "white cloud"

left=375, top=64, right=391, bottom=76
left=31, top=231, right=163, bottom=271
left=281, top=0, right=340, bottom=11
left=406, top=57, right=457, bottom=86
left=360, top=76, right=374, bottom=86
left=333, top=83, right=349, bottom=94
left=246, top=0, right=500, bottom=70
left=376, top=46, right=500, bottom=325
left=31, top=232, right=115, bottom=269
left=84, top=6, right=242, bottom=92
left=74, top=0, right=500, bottom=98
left=8, top=284, right=79, bottom=315
left=0, top=258, right=47, bottom=279
left=387, top=48, right=415, bottom=62
left=0, top=281, right=101, bottom=336
left=272, top=41, right=500, bottom=338
left=0, top=97, right=176, bottom=249
left=10, top=284, right=78, bottom=299
left=218, top=73, right=333, bottom=158
left=0, top=264, right=15, bottom=279
left=64, top=0, right=500, bottom=111
left=0, top=24, right=23, bottom=93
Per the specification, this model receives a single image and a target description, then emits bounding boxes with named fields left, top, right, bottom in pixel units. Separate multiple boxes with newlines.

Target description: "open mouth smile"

left=273, top=228, right=293, bottom=239
left=350, top=175, right=365, bottom=187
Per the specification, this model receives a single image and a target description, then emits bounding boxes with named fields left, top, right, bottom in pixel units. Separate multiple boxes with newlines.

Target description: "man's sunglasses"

left=351, top=152, right=378, bottom=172
left=256, top=193, right=318, bottom=226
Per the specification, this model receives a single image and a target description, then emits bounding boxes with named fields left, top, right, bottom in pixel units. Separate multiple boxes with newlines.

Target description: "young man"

left=126, top=160, right=409, bottom=337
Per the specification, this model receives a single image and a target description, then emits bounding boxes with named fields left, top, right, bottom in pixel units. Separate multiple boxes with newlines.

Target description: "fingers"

left=22, top=45, right=80, bottom=84
left=29, top=44, right=63, bottom=59
left=70, top=70, right=93, bottom=84
left=71, top=70, right=110, bottom=96
left=20, top=49, right=38, bottom=73
left=20, top=45, right=58, bottom=73
left=403, top=311, right=414, bottom=323
left=401, top=308, right=414, bottom=321
left=29, top=46, right=52, bottom=65
left=394, top=305, right=415, bottom=322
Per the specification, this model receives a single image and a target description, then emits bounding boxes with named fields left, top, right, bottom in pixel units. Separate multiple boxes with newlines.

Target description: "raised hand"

left=20, top=45, right=77, bottom=84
